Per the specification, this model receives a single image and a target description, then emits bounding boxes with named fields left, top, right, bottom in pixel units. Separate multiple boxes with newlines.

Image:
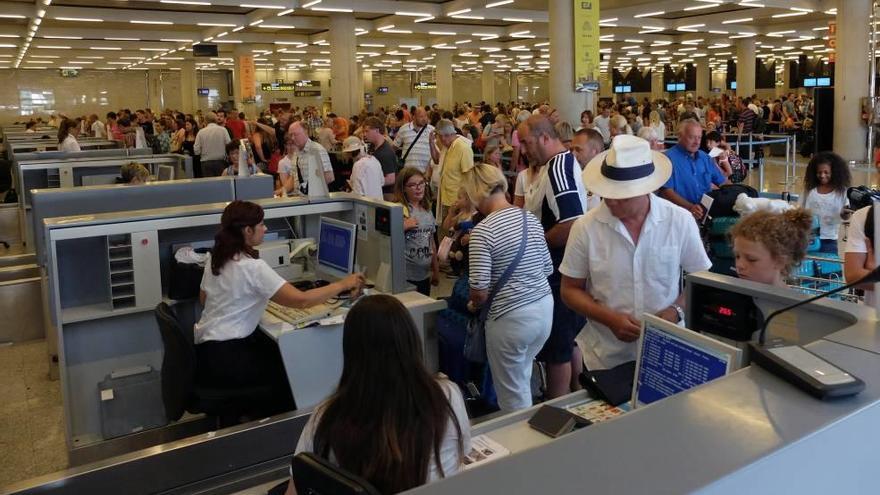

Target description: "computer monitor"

left=317, top=217, right=357, bottom=279
left=730, top=81, right=737, bottom=90
left=632, top=314, right=743, bottom=409
left=675, top=83, right=685, bottom=91
left=803, top=78, right=817, bottom=87
left=157, top=165, right=174, bottom=181
left=666, top=83, right=676, bottom=92
left=817, top=77, right=831, bottom=87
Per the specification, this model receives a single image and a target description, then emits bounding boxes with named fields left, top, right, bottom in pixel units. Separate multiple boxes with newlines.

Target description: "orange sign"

left=827, top=21, right=836, bottom=62
left=237, top=54, right=256, bottom=100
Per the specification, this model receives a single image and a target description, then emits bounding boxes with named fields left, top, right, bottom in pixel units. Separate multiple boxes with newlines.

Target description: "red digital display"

left=717, top=306, right=734, bottom=317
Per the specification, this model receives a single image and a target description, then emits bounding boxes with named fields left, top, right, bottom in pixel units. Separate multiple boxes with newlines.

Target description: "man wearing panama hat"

left=559, top=135, right=712, bottom=371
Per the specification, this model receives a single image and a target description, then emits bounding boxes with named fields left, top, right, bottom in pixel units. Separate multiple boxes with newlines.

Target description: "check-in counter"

left=41, top=194, right=420, bottom=465
left=5, top=272, right=880, bottom=494
left=16, top=153, right=193, bottom=247
left=7, top=139, right=119, bottom=160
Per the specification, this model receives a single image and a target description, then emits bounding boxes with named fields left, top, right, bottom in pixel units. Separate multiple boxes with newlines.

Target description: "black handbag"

left=579, top=360, right=636, bottom=407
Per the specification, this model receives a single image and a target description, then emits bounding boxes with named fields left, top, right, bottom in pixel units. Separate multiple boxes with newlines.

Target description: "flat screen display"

left=634, top=323, right=732, bottom=407
left=803, top=78, right=817, bottom=87
left=193, top=44, right=218, bottom=57
left=817, top=77, right=831, bottom=86
left=613, top=85, right=632, bottom=93
left=729, top=81, right=737, bottom=90
left=318, top=217, right=357, bottom=276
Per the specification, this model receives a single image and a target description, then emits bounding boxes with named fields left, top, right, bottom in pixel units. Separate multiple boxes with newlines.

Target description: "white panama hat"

left=583, top=134, right=672, bottom=200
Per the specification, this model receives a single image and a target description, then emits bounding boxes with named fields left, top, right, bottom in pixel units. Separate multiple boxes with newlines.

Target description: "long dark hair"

left=211, top=200, right=263, bottom=275
left=804, top=151, right=851, bottom=194
left=57, top=119, right=77, bottom=144
left=312, top=295, right=464, bottom=494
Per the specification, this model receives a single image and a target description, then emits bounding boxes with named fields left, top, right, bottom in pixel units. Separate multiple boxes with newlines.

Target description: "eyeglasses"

left=406, top=181, right=426, bottom=189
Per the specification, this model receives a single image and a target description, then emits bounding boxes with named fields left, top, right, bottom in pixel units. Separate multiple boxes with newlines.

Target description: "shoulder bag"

left=464, top=209, right=529, bottom=363
left=398, top=124, right=428, bottom=169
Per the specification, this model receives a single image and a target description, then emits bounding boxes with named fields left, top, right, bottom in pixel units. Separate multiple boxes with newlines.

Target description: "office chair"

left=154, top=302, right=275, bottom=427
left=291, top=452, right=382, bottom=495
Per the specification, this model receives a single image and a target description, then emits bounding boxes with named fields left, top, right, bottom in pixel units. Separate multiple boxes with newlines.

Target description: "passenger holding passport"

left=560, top=135, right=711, bottom=371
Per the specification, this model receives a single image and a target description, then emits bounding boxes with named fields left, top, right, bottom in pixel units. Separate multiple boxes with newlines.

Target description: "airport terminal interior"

left=1, top=0, right=880, bottom=493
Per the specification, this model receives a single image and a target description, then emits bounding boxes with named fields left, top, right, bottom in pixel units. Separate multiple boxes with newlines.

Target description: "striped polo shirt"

left=393, top=122, right=434, bottom=173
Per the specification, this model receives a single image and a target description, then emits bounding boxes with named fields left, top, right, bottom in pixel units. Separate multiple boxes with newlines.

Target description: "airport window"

left=19, top=90, right=56, bottom=116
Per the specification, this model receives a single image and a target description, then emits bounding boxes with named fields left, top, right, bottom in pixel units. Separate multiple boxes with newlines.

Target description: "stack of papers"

left=463, top=435, right=510, bottom=469
left=566, top=399, right=629, bottom=423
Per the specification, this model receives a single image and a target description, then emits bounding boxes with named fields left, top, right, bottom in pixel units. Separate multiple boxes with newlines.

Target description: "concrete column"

left=232, top=44, right=257, bottom=116
left=481, top=69, right=496, bottom=105
left=548, top=0, right=592, bottom=124
left=435, top=50, right=454, bottom=109
left=834, top=0, right=871, bottom=161
left=696, top=61, right=710, bottom=99
left=599, top=69, right=611, bottom=99
left=651, top=69, right=664, bottom=101
left=329, top=14, right=360, bottom=117
left=180, top=61, right=196, bottom=113
left=510, top=72, right=518, bottom=101
left=147, top=69, right=162, bottom=110
left=735, top=38, right=756, bottom=97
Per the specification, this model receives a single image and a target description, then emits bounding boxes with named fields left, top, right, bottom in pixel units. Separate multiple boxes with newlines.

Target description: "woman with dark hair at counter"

left=285, top=294, right=470, bottom=494
left=194, top=200, right=364, bottom=417
left=57, top=119, right=81, bottom=152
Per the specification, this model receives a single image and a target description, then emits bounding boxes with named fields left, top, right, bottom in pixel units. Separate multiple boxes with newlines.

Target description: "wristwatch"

left=671, top=304, right=685, bottom=323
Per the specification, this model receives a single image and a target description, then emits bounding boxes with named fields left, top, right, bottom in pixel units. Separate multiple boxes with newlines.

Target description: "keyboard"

left=265, top=300, right=343, bottom=328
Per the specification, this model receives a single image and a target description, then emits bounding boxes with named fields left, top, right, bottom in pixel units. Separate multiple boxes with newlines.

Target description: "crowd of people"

left=19, top=90, right=875, bottom=494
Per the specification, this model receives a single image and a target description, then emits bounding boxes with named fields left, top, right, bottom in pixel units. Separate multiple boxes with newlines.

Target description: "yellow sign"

left=573, top=0, right=600, bottom=92
left=237, top=54, right=256, bottom=100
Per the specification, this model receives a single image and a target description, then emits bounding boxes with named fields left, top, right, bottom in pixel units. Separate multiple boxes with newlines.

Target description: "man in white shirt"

left=194, top=111, right=231, bottom=177
left=342, top=136, right=384, bottom=200
left=89, top=114, right=105, bottom=138
left=284, top=121, right=334, bottom=196
left=393, top=107, right=436, bottom=174
left=592, top=106, right=612, bottom=145
left=560, top=135, right=712, bottom=370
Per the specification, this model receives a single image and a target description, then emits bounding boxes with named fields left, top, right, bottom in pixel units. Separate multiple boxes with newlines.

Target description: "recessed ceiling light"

left=90, top=46, right=122, bottom=50
left=502, top=17, right=532, bottom=23
left=723, top=17, right=752, bottom=24
left=772, top=12, right=808, bottom=18
left=198, top=22, right=237, bottom=26
left=486, top=0, right=513, bottom=6
left=131, top=20, right=173, bottom=25
left=35, top=45, right=71, bottom=49
left=634, top=11, right=664, bottom=18
left=277, top=8, right=294, bottom=15
left=55, top=17, right=103, bottom=22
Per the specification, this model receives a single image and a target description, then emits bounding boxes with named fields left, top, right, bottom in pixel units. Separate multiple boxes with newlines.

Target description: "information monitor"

left=632, top=314, right=743, bottom=408
left=317, top=217, right=357, bottom=280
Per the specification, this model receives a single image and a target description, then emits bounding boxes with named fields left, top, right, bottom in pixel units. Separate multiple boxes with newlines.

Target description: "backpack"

left=706, top=184, right=759, bottom=218
left=727, top=153, right=747, bottom=184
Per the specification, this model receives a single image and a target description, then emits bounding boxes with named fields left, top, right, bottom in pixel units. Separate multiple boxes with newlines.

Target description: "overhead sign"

left=294, top=90, right=322, bottom=97
left=261, top=82, right=296, bottom=91
left=827, top=21, right=836, bottom=63
left=295, top=80, right=321, bottom=88
left=573, top=0, right=600, bottom=92
left=413, top=81, right=436, bottom=90
left=237, top=54, right=256, bottom=100
left=197, top=88, right=210, bottom=96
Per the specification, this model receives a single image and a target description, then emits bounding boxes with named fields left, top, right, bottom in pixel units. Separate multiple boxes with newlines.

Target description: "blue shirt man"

left=659, top=119, right=729, bottom=220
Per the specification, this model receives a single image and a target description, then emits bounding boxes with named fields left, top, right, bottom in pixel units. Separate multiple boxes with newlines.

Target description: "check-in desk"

left=18, top=153, right=193, bottom=247
left=7, top=138, right=118, bottom=159
left=41, top=194, right=437, bottom=465
left=261, top=291, right=446, bottom=409
left=408, top=273, right=880, bottom=495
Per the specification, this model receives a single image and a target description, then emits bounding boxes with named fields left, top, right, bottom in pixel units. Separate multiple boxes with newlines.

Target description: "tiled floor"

left=0, top=340, right=67, bottom=489
left=0, top=156, right=875, bottom=491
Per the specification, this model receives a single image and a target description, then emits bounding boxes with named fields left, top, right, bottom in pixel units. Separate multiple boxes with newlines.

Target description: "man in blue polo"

left=659, top=119, right=729, bottom=220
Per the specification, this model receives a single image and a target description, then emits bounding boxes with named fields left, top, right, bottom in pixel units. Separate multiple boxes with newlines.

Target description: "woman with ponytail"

left=58, top=119, right=81, bottom=152
left=730, top=207, right=814, bottom=287
left=195, top=200, right=364, bottom=416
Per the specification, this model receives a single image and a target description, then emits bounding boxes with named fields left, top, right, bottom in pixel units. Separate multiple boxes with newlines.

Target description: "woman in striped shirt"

left=464, top=164, right=554, bottom=412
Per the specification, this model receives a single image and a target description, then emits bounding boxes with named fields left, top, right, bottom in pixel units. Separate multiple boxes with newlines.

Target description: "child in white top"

left=801, top=151, right=851, bottom=254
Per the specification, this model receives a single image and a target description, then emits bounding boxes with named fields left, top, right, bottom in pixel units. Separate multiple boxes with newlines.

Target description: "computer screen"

left=157, top=165, right=174, bottom=181
left=317, top=217, right=357, bottom=279
left=730, top=81, right=737, bottom=90
left=803, top=78, right=817, bottom=87
left=817, top=77, right=831, bottom=87
left=614, top=85, right=631, bottom=93
left=666, top=83, right=677, bottom=92
left=632, top=314, right=743, bottom=408
left=675, top=83, right=685, bottom=91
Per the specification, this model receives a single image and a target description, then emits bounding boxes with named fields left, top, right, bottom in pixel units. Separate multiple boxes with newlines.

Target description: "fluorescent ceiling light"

left=30, top=54, right=58, bottom=58
left=790, top=7, right=813, bottom=12
left=429, top=31, right=456, bottom=35
left=0, top=34, right=18, bottom=38
left=240, top=3, right=286, bottom=8
left=259, top=23, right=295, bottom=28
left=198, top=22, right=237, bottom=26
left=772, top=12, right=807, bottom=18
left=414, top=16, right=435, bottom=22
left=383, top=29, right=412, bottom=34
left=277, top=8, right=294, bottom=15
left=359, top=43, right=385, bottom=47
left=131, top=20, right=173, bottom=25
left=214, top=39, right=243, bottom=43
left=90, top=47, right=122, bottom=50
left=486, top=0, right=513, bottom=7
left=44, top=35, right=82, bottom=39
left=684, top=4, right=715, bottom=10
left=311, top=7, right=353, bottom=12
left=502, top=17, right=532, bottom=22
left=0, top=15, right=26, bottom=19
left=161, top=38, right=193, bottom=42
left=161, top=0, right=211, bottom=4
left=140, top=48, right=167, bottom=51
left=813, top=26, right=829, bottom=31
left=396, top=11, right=430, bottom=16
left=35, top=45, right=71, bottom=49
left=634, top=11, right=664, bottom=18
left=301, top=0, right=321, bottom=6
left=448, top=8, right=471, bottom=15
left=55, top=16, right=103, bottom=22
left=106, top=37, right=140, bottom=41
left=723, top=17, right=752, bottom=24
left=599, top=17, right=617, bottom=23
